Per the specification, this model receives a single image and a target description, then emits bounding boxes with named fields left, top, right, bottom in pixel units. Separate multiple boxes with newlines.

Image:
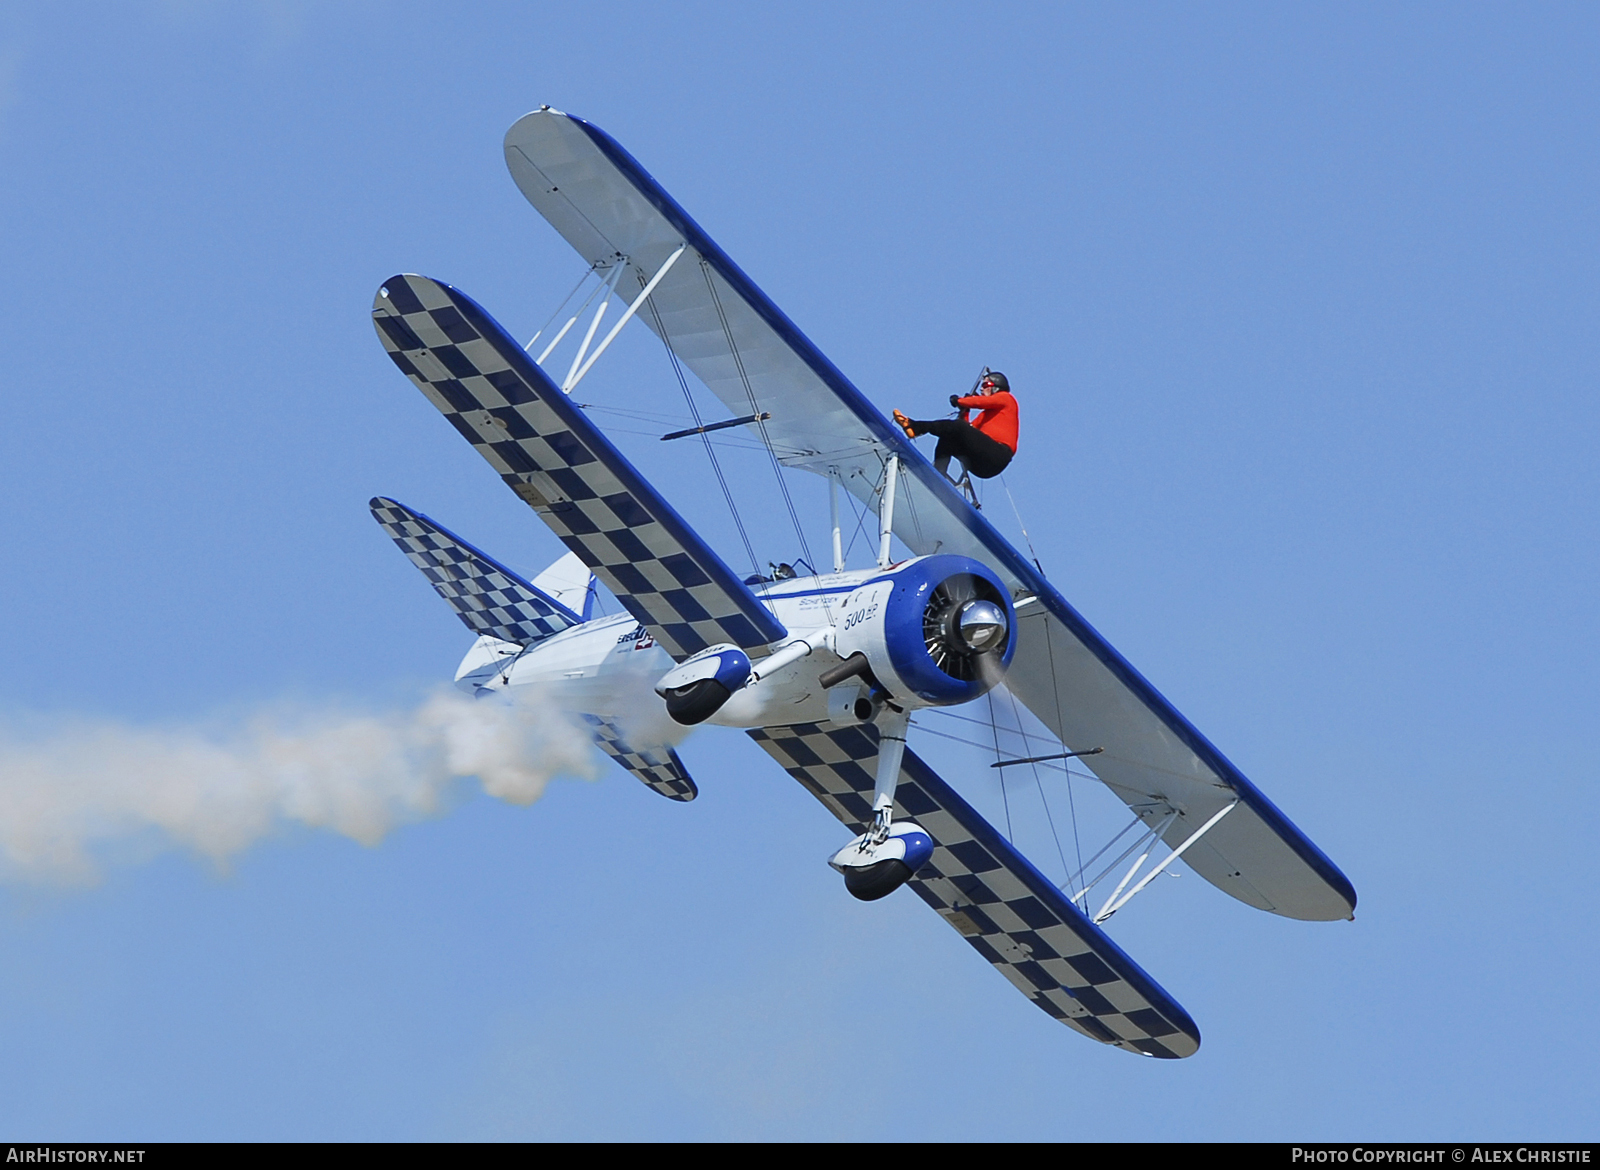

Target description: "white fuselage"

left=456, top=569, right=883, bottom=728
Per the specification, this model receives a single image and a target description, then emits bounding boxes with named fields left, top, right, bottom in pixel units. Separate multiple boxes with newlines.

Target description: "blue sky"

left=0, top=1, right=1596, bottom=1140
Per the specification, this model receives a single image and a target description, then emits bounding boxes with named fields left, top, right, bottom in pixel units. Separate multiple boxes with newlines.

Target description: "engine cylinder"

left=831, top=555, right=1015, bottom=708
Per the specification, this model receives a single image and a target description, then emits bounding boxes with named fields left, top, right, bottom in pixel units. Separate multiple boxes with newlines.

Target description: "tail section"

left=371, top=497, right=583, bottom=647
left=371, top=274, right=787, bottom=662
left=529, top=550, right=596, bottom=621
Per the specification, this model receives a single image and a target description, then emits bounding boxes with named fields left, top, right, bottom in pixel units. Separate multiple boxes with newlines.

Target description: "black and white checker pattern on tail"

left=371, top=274, right=786, bottom=663
left=370, top=497, right=580, bottom=647
left=582, top=714, right=696, bottom=802
left=748, top=722, right=1201, bottom=1058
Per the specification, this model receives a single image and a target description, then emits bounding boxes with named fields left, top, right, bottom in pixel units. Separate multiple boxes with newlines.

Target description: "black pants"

left=910, top=418, right=1014, bottom=479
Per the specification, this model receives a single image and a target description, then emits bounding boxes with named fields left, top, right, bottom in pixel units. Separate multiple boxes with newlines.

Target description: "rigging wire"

left=986, top=690, right=1013, bottom=841
left=839, top=471, right=876, bottom=564
left=524, top=263, right=599, bottom=354
left=568, top=416, right=776, bottom=455
left=642, top=285, right=763, bottom=580
left=1040, top=615, right=1088, bottom=900
left=898, top=456, right=930, bottom=556
left=535, top=263, right=619, bottom=365
left=908, top=719, right=1098, bottom=782
left=918, top=711, right=1097, bottom=779
left=999, top=473, right=1045, bottom=575
left=701, top=261, right=826, bottom=606
left=1006, top=687, right=1072, bottom=887
left=908, top=721, right=999, bottom=753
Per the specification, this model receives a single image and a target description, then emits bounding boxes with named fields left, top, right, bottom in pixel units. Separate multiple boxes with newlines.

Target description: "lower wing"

left=748, top=721, right=1200, bottom=1058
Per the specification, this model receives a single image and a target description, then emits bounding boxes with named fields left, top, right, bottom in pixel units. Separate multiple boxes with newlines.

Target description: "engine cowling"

left=830, top=555, right=1015, bottom=708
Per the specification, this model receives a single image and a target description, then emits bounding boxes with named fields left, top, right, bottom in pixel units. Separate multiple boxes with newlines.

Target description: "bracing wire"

left=999, top=473, right=1045, bottom=575
left=908, top=721, right=996, bottom=753
left=987, top=689, right=1013, bottom=841
left=525, top=263, right=599, bottom=354
left=900, top=468, right=930, bottom=558
left=643, top=285, right=763, bottom=580
left=840, top=476, right=876, bottom=563
left=701, top=261, right=825, bottom=599
left=1006, top=688, right=1072, bottom=887
left=918, top=710, right=1098, bottom=778
left=1041, top=619, right=1088, bottom=896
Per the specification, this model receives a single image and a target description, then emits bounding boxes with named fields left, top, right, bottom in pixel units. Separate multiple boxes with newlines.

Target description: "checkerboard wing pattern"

left=370, top=497, right=580, bottom=647
left=582, top=715, right=697, bottom=802
left=371, top=274, right=787, bottom=663
left=747, top=722, right=1201, bottom=1058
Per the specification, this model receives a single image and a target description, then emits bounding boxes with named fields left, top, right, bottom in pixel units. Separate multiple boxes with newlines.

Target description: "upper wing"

left=371, top=273, right=787, bottom=663
left=504, top=109, right=1355, bottom=922
left=505, top=110, right=900, bottom=476
left=749, top=721, right=1200, bottom=1058
left=370, top=496, right=581, bottom=647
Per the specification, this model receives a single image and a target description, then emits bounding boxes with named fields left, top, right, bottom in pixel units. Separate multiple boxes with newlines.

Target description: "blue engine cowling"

left=831, top=555, right=1016, bottom=707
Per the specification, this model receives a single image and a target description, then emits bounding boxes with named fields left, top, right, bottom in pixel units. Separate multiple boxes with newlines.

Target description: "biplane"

left=368, top=107, right=1356, bottom=1059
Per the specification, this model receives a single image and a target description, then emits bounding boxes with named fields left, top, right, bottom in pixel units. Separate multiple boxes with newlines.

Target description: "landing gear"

left=827, top=706, right=933, bottom=900
left=830, top=820, right=935, bottom=900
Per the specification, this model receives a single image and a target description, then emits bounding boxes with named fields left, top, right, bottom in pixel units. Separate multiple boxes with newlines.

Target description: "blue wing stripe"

left=372, top=274, right=788, bottom=662
left=747, top=721, right=1201, bottom=1059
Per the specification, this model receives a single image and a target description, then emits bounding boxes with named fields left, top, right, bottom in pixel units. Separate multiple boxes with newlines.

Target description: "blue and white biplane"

left=369, top=108, right=1356, bottom=1059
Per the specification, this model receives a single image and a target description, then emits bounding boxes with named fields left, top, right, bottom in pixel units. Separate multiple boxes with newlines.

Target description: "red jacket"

left=955, top=390, right=1019, bottom=453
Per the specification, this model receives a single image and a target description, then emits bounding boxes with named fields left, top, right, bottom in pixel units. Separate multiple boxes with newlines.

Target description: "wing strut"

left=878, top=455, right=899, bottom=568
left=1092, top=800, right=1240, bottom=924
left=560, top=257, right=628, bottom=390
left=565, top=243, right=688, bottom=393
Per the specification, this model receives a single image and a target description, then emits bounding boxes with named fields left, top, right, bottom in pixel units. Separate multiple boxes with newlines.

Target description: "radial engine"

left=820, top=553, right=1016, bottom=712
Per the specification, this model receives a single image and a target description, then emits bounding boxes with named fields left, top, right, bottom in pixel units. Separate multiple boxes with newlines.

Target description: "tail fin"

left=529, top=551, right=596, bottom=622
left=370, top=497, right=582, bottom=647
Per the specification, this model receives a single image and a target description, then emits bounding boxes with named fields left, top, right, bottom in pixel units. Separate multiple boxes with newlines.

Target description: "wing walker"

left=367, top=108, right=1356, bottom=1059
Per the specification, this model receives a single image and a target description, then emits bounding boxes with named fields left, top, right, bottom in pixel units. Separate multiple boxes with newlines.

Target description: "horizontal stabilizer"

left=749, top=722, right=1200, bottom=1058
left=583, top=714, right=696, bottom=802
left=370, top=497, right=581, bottom=647
left=372, top=273, right=788, bottom=663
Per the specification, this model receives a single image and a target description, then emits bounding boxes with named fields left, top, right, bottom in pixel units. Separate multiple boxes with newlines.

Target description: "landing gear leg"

left=829, top=707, right=932, bottom=901
left=867, top=706, right=910, bottom=842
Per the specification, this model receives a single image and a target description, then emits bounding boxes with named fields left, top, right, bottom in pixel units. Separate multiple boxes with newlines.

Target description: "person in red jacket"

left=894, top=370, right=1018, bottom=480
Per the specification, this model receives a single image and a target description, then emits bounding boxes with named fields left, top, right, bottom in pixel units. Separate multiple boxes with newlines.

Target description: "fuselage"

left=457, top=568, right=877, bottom=728
left=457, top=553, right=1019, bottom=731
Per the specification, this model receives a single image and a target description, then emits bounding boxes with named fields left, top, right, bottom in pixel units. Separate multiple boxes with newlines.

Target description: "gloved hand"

left=950, top=394, right=963, bottom=409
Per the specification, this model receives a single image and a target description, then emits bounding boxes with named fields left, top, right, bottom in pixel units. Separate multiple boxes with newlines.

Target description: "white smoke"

left=0, top=688, right=602, bottom=885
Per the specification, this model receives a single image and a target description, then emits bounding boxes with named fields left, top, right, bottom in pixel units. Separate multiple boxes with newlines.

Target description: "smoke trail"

left=0, top=688, right=601, bottom=885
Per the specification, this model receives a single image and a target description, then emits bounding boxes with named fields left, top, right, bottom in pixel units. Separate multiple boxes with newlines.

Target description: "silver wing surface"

left=504, top=109, right=1355, bottom=921
left=750, top=721, right=1201, bottom=1058
left=372, top=273, right=787, bottom=663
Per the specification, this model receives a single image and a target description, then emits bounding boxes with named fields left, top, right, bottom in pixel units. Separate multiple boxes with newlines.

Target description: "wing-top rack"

left=503, top=108, right=1355, bottom=922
